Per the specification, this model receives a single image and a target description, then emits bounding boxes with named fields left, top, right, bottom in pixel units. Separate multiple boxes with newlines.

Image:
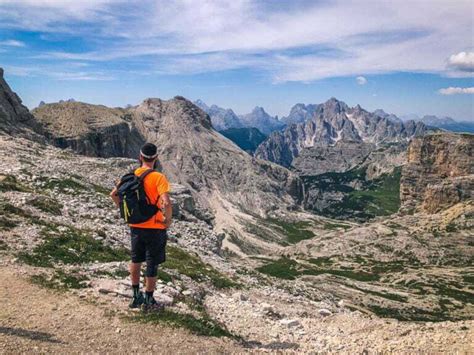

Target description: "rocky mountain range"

left=194, top=99, right=242, bottom=131
left=417, top=115, right=474, bottom=133
left=255, top=98, right=427, bottom=169
left=194, top=100, right=285, bottom=135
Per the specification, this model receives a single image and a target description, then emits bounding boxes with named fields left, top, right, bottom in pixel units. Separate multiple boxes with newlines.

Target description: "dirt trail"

left=0, top=267, right=244, bottom=354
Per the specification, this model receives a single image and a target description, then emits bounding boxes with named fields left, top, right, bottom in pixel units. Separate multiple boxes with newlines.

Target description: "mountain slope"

left=219, top=127, right=267, bottom=154
left=0, top=68, right=43, bottom=138
left=129, top=97, right=303, bottom=218
left=32, top=101, right=144, bottom=157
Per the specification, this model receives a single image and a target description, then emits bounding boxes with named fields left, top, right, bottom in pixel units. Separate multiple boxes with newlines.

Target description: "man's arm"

left=160, top=192, right=172, bottom=227
left=110, top=187, right=120, bottom=207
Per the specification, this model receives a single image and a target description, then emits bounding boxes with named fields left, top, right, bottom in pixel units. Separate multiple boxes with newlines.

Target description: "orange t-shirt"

left=129, top=167, right=171, bottom=229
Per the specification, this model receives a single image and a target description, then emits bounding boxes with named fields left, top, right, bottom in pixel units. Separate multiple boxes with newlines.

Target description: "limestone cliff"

left=400, top=133, right=473, bottom=213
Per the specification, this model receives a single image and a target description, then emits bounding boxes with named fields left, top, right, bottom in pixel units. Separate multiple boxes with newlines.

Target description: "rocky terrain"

left=0, top=69, right=473, bottom=352
left=400, top=133, right=473, bottom=214
left=255, top=98, right=427, bottom=169
left=32, top=102, right=143, bottom=157
left=239, top=106, right=285, bottom=135
left=0, top=68, right=43, bottom=139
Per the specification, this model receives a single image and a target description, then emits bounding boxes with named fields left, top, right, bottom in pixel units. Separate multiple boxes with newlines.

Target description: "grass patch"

left=256, top=257, right=300, bottom=280
left=0, top=201, right=32, bottom=230
left=0, top=175, right=31, bottom=192
left=30, top=195, right=63, bottom=215
left=18, top=224, right=129, bottom=267
left=258, top=257, right=380, bottom=281
left=30, top=270, right=88, bottom=290
left=264, top=218, right=315, bottom=244
left=131, top=309, right=233, bottom=337
left=36, top=177, right=86, bottom=195
left=165, top=245, right=239, bottom=289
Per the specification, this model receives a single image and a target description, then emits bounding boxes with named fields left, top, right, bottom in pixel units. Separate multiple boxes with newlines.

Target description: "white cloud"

left=438, top=87, right=474, bottom=95
left=447, top=51, right=474, bottom=72
left=356, top=76, right=367, bottom=85
left=0, top=0, right=473, bottom=82
left=0, top=39, right=25, bottom=47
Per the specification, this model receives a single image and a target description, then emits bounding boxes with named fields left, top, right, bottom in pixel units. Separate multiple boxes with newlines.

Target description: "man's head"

left=140, top=142, right=158, bottom=163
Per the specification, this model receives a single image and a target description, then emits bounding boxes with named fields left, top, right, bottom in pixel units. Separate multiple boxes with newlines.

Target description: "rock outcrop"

left=400, top=133, right=474, bottom=213
left=219, top=127, right=267, bottom=154
left=0, top=68, right=43, bottom=138
left=32, top=101, right=144, bottom=157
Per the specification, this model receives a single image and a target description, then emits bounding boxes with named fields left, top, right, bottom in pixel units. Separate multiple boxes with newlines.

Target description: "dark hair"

left=140, top=143, right=158, bottom=163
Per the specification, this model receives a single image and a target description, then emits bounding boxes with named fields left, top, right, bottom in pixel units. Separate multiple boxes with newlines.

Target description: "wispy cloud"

left=0, top=39, right=25, bottom=47
left=438, top=87, right=474, bottom=95
left=0, top=0, right=473, bottom=82
left=356, top=76, right=367, bottom=85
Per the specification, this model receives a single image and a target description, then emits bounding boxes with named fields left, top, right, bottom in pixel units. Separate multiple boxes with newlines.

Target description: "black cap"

left=140, top=142, right=158, bottom=159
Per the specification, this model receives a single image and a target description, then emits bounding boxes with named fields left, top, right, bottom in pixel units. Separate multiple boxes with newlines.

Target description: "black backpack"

left=117, top=169, right=159, bottom=224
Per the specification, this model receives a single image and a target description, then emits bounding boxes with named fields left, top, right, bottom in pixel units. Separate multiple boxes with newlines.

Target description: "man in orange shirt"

left=110, top=143, right=172, bottom=309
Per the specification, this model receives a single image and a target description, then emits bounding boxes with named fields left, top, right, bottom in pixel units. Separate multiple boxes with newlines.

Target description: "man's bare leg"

left=130, top=262, right=141, bottom=285
left=145, top=277, right=156, bottom=292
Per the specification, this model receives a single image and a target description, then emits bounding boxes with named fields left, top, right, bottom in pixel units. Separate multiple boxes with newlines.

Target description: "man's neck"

left=141, top=162, right=154, bottom=169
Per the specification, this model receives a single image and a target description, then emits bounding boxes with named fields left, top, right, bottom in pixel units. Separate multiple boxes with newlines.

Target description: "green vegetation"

left=303, top=167, right=402, bottom=220
left=165, top=245, right=239, bottom=289
left=257, top=257, right=301, bottom=280
left=0, top=201, right=32, bottom=230
left=264, top=218, right=315, bottom=244
left=18, top=224, right=129, bottom=267
left=37, top=176, right=86, bottom=195
left=257, top=257, right=380, bottom=281
left=131, top=309, right=233, bottom=337
left=30, top=270, right=88, bottom=290
left=0, top=174, right=31, bottom=192
left=30, top=195, right=63, bottom=215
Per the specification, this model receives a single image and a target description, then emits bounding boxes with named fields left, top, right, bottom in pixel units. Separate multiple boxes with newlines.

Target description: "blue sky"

left=0, top=0, right=473, bottom=120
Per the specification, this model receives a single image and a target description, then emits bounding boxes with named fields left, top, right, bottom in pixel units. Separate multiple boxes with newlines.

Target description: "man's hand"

left=110, top=187, right=120, bottom=207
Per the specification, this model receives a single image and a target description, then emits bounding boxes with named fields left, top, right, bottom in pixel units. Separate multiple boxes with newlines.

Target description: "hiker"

left=110, top=142, right=172, bottom=309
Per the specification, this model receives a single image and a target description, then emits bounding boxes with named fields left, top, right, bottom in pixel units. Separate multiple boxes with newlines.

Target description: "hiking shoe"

left=141, top=296, right=164, bottom=312
left=129, top=291, right=145, bottom=309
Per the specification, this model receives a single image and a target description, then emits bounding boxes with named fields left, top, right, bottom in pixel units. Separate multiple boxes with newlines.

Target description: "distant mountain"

left=373, top=109, right=402, bottom=123
left=194, top=100, right=242, bottom=131
left=400, top=113, right=474, bottom=133
left=239, top=106, right=285, bottom=135
left=282, top=103, right=319, bottom=125
left=219, top=127, right=267, bottom=154
left=419, top=115, right=474, bottom=133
